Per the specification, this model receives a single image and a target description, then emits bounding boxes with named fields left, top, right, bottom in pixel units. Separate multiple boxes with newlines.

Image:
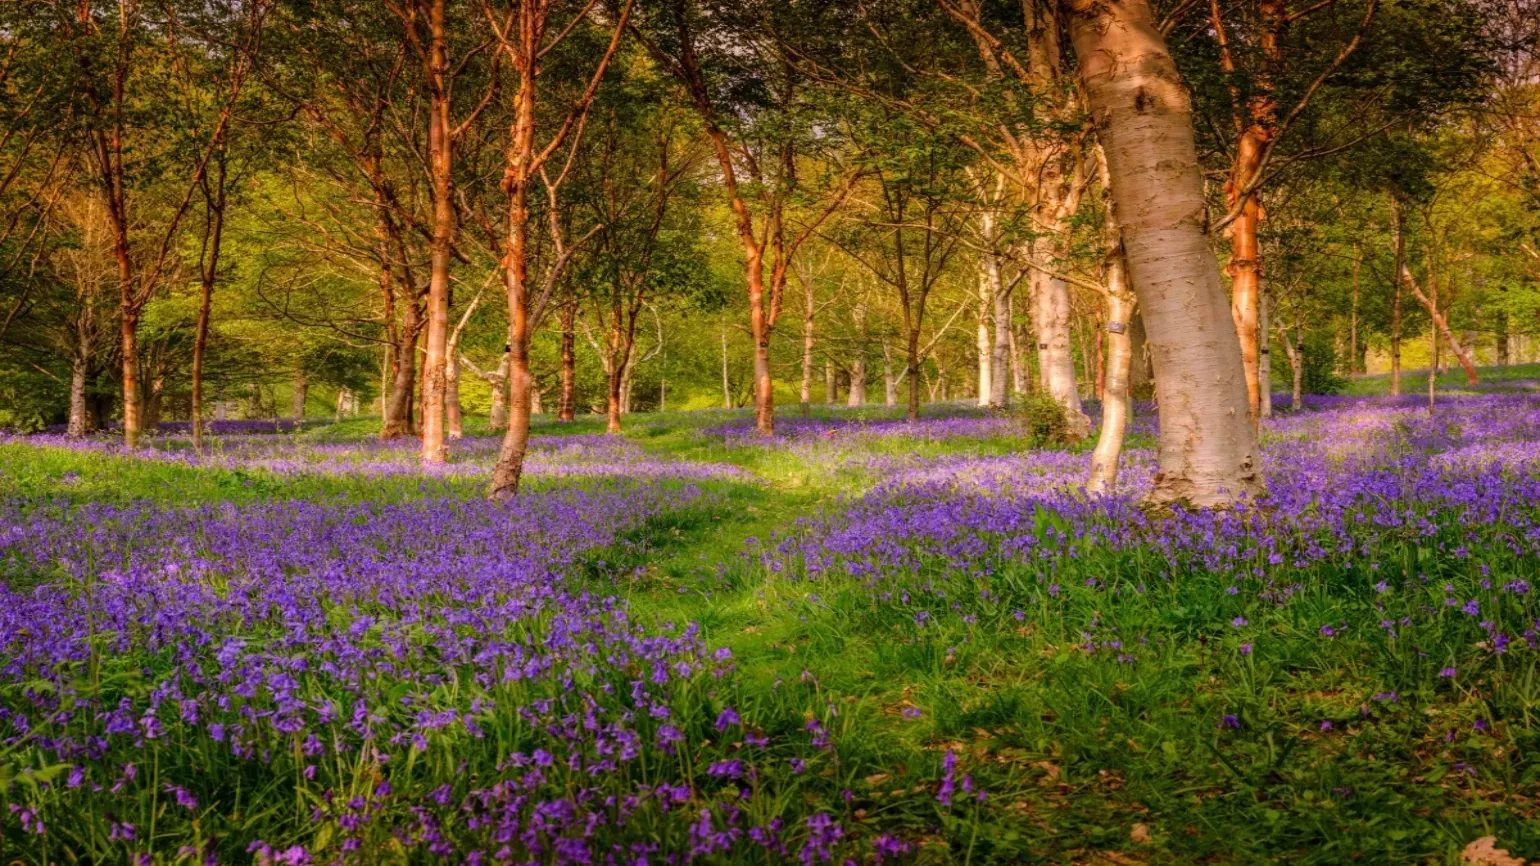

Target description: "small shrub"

left=1301, top=333, right=1348, bottom=396
left=1013, top=391, right=1073, bottom=446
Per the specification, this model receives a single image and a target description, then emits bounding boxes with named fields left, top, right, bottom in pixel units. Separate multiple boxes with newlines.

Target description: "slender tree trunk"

left=1010, top=316, right=1029, bottom=394
left=906, top=331, right=921, bottom=421
left=488, top=353, right=509, bottom=429
left=68, top=351, right=90, bottom=439
left=606, top=355, right=624, bottom=434
left=1258, top=281, right=1272, bottom=417
left=800, top=270, right=816, bottom=416
left=119, top=305, right=141, bottom=446
left=1088, top=230, right=1134, bottom=492
left=976, top=268, right=993, bottom=407
left=1089, top=143, right=1134, bottom=493
left=445, top=292, right=481, bottom=439
left=884, top=345, right=898, bottom=408
left=848, top=356, right=866, bottom=406
left=1389, top=195, right=1405, bottom=397
left=142, top=372, right=163, bottom=432
left=191, top=161, right=226, bottom=453
left=555, top=304, right=575, bottom=422
left=1224, top=141, right=1265, bottom=423
left=1496, top=312, right=1509, bottom=365
left=384, top=315, right=421, bottom=437
left=446, top=355, right=463, bottom=437
left=1029, top=243, right=1091, bottom=437
left=1278, top=322, right=1303, bottom=410
left=1428, top=292, right=1438, bottom=411
left=488, top=33, right=539, bottom=500
left=991, top=267, right=1011, bottom=406
left=721, top=324, right=733, bottom=408
left=419, top=0, right=455, bottom=464
left=824, top=358, right=836, bottom=403
left=1065, top=0, right=1263, bottom=506
left=1400, top=263, right=1478, bottom=386
left=291, top=373, right=308, bottom=419
left=1348, top=245, right=1361, bottom=374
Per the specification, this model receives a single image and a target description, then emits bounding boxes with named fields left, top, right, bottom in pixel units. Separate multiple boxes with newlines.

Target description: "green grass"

left=1341, top=361, right=1540, bottom=396
left=4, top=379, right=1539, bottom=864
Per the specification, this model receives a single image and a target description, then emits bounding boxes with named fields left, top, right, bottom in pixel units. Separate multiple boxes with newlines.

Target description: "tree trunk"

left=1258, top=281, right=1272, bottom=418
left=142, top=374, right=163, bottom=432
left=488, top=352, right=509, bottom=430
left=607, top=358, right=624, bottom=434
left=1224, top=139, right=1265, bottom=424
left=68, top=352, right=90, bottom=439
left=884, top=345, right=898, bottom=408
left=824, top=358, right=836, bottom=403
left=906, top=331, right=921, bottom=422
left=991, top=267, right=1011, bottom=407
left=1010, top=317, right=1029, bottom=394
left=418, top=0, right=455, bottom=465
left=1088, top=185, right=1134, bottom=493
left=191, top=163, right=225, bottom=453
left=383, top=305, right=422, bottom=438
left=1065, top=0, right=1263, bottom=506
left=976, top=267, right=993, bottom=407
left=1390, top=234, right=1410, bottom=398
left=559, top=303, right=576, bottom=421
left=1400, top=264, right=1478, bottom=386
left=444, top=293, right=481, bottom=440
left=1278, top=323, right=1303, bottom=410
left=488, top=23, right=540, bottom=500
left=800, top=270, right=816, bottom=416
left=721, top=325, right=733, bottom=408
left=1348, top=246, right=1361, bottom=373
left=1428, top=295, right=1438, bottom=411
left=119, top=306, right=141, bottom=448
left=848, top=356, right=866, bottom=406
left=291, top=373, right=308, bottom=419
left=1029, top=243, right=1091, bottom=437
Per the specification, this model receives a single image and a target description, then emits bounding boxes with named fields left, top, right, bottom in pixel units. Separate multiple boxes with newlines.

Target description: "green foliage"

left=1301, top=332, right=1348, bottom=396
left=1011, top=391, right=1072, bottom=447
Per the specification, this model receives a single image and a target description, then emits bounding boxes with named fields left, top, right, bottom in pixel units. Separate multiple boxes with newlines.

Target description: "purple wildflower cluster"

left=9, top=431, right=755, bottom=485
left=0, top=475, right=871, bottom=861
left=763, top=393, right=1540, bottom=671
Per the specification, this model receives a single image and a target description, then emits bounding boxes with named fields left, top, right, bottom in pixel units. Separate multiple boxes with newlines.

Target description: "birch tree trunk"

left=883, top=345, right=898, bottom=408
left=1088, top=254, right=1134, bottom=492
left=1089, top=146, right=1134, bottom=493
left=1065, top=0, right=1263, bottom=506
left=1029, top=245, right=1091, bottom=437
left=976, top=266, right=993, bottom=407
left=1258, top=281, right=1272, bottom=417
left=721, top=325, right=733, bottom=409
left=1010, top=318, right=1029, bottom=395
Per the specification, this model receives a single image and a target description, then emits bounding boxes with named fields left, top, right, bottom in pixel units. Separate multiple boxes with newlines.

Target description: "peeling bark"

left=1065, top=0, right=1263, bottom=506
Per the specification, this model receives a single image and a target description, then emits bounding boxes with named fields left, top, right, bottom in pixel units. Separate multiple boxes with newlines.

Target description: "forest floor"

left=3, top=368, right=1540, bottom=865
